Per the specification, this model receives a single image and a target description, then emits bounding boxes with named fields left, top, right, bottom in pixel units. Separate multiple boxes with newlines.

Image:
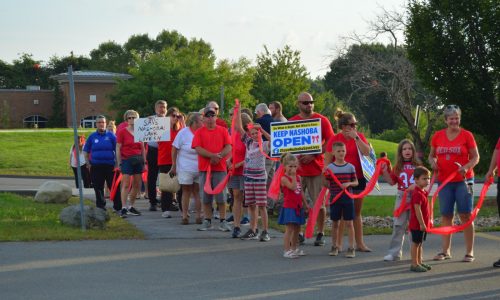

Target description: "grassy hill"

left=0, top=129, right=398, bottom=177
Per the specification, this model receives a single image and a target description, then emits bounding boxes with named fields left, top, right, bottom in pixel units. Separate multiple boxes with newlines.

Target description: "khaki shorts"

left=301, top=175, right=324, bottom=208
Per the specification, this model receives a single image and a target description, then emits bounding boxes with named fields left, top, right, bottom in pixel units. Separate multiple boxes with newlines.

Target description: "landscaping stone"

left=34, top=181, right=72, bottom=204
left=59, top=205, right=110, bottom=229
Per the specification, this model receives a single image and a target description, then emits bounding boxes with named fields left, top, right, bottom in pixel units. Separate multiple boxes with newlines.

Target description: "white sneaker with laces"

left=218, top=220, right=232, bottom=232
left=161, top=211, right=172, bottom=218
left=283, top=250, right=298, bottom=259
left=293, top=249, right=306, bottom=256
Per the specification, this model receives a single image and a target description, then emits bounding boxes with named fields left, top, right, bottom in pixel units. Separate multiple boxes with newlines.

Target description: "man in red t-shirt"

left=192, top=106, right=232, bottom=232
left=206, top=101, right=228, bottom=128
left=289, top=92, right=335, bottom=246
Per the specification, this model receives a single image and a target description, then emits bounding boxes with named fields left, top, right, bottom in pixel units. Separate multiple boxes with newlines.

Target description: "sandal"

left=355, top=247, right=372, bottom=253
left=433, top=252, right=452, bottom=261
left=462, top=254, right=475, bottom=262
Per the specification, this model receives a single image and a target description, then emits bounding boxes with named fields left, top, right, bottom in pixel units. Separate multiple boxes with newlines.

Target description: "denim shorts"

left=121, top=157, right=144, bottom=175
left=438, top=181, right=473, bottom=216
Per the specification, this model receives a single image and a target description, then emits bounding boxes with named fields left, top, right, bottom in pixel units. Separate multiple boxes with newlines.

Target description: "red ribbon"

left=110, top=170, right=122, bottom=201
left=426, top=172, right=492, bottom=235
left=305, top=187, right=329, bottom=238
left=255, top=128, right=280, bottom=161
left=393, top=174, right=436, bottom=217
left=268, top=164, right=285, bottom=200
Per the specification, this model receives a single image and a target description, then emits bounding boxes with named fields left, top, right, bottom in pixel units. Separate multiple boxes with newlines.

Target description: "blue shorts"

left=121, top=156, right=144, bottom=175
left=329, top=195, right=354, bottom=221
left=438, top=181, right=473, bottom=216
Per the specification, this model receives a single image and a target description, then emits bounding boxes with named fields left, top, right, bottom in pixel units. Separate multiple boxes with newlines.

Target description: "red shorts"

left=244, top=177, right=267, bottom=207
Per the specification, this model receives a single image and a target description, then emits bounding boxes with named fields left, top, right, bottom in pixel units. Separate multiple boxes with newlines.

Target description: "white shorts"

left=177, top=170, right=200, bottom=185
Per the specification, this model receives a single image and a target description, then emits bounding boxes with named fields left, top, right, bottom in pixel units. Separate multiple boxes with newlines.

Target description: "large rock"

left=34, top=181, right=72, bottom=204
left=60, top=205, right=110, bottom=229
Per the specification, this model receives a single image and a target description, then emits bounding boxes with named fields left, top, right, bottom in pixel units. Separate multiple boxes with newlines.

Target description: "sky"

left=0, top=0, right=405, bottom=78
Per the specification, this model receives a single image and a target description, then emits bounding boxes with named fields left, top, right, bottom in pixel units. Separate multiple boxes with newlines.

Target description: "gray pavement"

left=0, top=176, right=499, bottom=299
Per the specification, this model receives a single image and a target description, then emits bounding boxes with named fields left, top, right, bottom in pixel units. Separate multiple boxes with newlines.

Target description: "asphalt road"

left=0, top=177, right=499, bottom=299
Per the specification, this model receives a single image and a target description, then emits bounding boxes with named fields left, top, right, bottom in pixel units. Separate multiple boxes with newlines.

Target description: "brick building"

left=0, top=71, right=131, bottom=128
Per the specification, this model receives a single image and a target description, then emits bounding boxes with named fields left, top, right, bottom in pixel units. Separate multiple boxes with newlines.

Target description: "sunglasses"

left=209, top=107, right=219, bottom=111
left=171, top=114, right=182, bottom=118
left=299, top=101, right=314, bottom=105
left=446, top=105, right=459, bottom=110
left=345, top=122, right=357, bottom=128
left=205, top=113, right=216, bottom=118
left=127, top=116, right=137, bottom=120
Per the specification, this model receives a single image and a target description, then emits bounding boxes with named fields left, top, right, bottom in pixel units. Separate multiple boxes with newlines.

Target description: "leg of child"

left=249, top=205, right=258, bottom=232
left=411, top=242, right=420, bottom=267
left=331, top=220, right=339, bottom=248
left=336, top=218, right=344, bottom=251
left=291, top=224, right=300, bottom=250
left=345, top=220, right=355, bottom=250
left=284, top=224, right=293, bottom=252
left=417, top=243, right=423, bottom=266
left=259, top=206, right=269, bottom=231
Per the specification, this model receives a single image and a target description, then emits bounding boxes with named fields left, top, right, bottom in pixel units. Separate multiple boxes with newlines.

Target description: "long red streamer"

left=305, top=187, right=329, bottom=238
left=427, top=177, right=493, bottom=234
left=268, top=165, right=285, bottom=200
left=110, top=170, right=122, bottom=201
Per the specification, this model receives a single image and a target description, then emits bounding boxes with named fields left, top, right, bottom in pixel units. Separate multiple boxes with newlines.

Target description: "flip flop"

left=462, top=255, right=475, bottom=262
left=433, top=252, right=452, bottom=261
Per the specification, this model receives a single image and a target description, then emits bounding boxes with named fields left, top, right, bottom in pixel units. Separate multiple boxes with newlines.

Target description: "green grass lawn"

left=0, top=129, right=93, bottom=177
left=0, top=129, right=399, bottom=177
left=0, top=193, right=144, bottom=241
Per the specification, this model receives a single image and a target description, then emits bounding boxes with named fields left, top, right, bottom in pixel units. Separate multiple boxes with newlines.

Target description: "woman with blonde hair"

left=116, top=110, right=146, bottom=218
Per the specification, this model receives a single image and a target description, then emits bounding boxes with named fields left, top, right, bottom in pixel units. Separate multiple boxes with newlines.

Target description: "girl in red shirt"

left=278, top=153, right=307, bottom=258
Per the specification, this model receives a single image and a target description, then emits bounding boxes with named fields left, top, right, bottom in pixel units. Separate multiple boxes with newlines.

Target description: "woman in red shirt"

left=116, top=110, right=146, bottom=218
left=158, top=107, right=184, bottom=218
left=325, top=109, right=372, bottom=252
left=428, top=105, right=479, bottom=262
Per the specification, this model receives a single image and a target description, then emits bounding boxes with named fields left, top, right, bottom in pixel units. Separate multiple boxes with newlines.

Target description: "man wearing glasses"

left=146, top=100, right=168, bottom=211
left=206, top=101, right=228, bottom=128
left=289, top=92, right=335, bottom=246
left=192, top=106, right=232, bottom=232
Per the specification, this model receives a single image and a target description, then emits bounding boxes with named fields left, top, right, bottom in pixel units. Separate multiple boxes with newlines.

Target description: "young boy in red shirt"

left=409, top=166, right=432, bottom=272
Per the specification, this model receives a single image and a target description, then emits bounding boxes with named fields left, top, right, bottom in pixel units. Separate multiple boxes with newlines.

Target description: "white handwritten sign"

left=134, top=117, right=170, bottom=142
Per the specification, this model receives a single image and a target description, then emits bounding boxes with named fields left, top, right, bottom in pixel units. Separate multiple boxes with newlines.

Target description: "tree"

left=89, top=41, right=130, bottom=73
left=324, top=43, right=441, bottom=153
left=251, top=45, right=310, bottom=117
left=110, top=38, right=219, bottom=117
left=46, top=53, right=91, bottom=75
left=406, top=0, right=500, bottom=145
left=215, top=57, right=256, bottom=114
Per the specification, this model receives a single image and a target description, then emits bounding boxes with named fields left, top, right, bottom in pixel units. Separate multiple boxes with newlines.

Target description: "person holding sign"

left=289, top=92, right=335, bottom=246
left=192, top=106, right=232, bottom=232
left=116, top=110, right=146, bottom=218
left=325, top=109, right=372, bottom=252
left=428, top=105, right=479, bottom=263
left=146, top=100, right=168, bottom=211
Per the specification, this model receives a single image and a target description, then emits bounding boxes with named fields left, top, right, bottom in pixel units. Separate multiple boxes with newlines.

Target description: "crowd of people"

left=71, top=94, right=499, bottom=270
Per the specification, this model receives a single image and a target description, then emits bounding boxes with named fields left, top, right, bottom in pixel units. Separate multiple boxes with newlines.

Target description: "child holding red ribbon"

left=380, top=139, right=422, bottom=261
left=233, top=101, right=272, bottom=241
left=324, top=142, right=358, bottom=258
left=409, top=166, right=432, bottom=272
left=278, top=153, right=307, bottom=258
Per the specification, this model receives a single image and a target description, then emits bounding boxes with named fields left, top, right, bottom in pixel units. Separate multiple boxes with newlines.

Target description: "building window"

left=89, top=95, right=97, bottom=102
left=81, top=115, right=99, bottom=128
left=24, top=115, right=48, bottom=128
left=33, top=99, right=39, bottom=105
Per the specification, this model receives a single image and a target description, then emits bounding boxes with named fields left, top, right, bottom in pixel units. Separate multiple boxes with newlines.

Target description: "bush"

left=373, top=127, right=410, bottom=143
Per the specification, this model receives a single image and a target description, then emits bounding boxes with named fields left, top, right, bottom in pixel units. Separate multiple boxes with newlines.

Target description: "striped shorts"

left=244, top=177, right=267, bottom=207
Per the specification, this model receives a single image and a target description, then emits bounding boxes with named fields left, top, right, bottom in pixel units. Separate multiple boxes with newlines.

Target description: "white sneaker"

left=283, top=250, right=298, bottom=259
left=218, top=220, right=232, bottom=232
left=293, top=249, right=306, bottom=256
left=384, top=254, right=401, bottom=261
left=161, top=211, right=172, bottom=218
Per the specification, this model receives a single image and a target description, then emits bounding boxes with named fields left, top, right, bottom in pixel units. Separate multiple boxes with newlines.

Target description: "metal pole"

left=414, top=104, right=420, bottom=128
left=220, top=85, right=225, bottom=117
left=69, top=65, right=86, bottom=231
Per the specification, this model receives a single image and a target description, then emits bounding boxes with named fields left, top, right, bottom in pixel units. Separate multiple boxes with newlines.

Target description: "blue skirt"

left=278, top=207, right=306, bottom=225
